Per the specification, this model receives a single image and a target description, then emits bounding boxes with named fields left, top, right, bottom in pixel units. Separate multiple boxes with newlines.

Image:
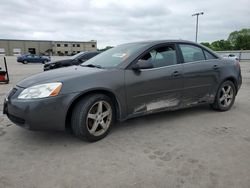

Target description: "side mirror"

left=131, top=60, right=153, bottom=70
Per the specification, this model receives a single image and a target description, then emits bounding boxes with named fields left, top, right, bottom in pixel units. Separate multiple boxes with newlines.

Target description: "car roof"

left=117, top=39, right=221, bottom=69
left=122, top=39, right=199, bottom=46
left=121, top=39, right=220, bottom=57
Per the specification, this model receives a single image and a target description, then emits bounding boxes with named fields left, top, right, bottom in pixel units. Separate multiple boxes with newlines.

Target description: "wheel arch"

left=222, top=76, right=238, bottom=94
left=65, top=89, right=121, bottom=130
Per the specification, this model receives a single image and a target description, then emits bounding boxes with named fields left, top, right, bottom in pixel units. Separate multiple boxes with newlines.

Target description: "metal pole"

left=4, top=57, right=9, bottom=83
left=195, top=15, right=199, bottom=42
left=192, top=12, right=204, bottom=43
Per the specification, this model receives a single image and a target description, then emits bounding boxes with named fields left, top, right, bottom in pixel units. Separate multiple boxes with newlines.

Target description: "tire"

left=210, top=81, right=236, bottom=111
left=71, top=94, right=115, bottom=142
left=23, top=60, right=28, bottom=64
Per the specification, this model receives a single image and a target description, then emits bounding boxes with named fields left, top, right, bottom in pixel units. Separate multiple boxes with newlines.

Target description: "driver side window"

left=139, top=45, right=177, bottom=68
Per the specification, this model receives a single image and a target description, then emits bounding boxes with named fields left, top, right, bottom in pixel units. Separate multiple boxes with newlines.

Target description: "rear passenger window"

left=179, top=44, right=205, bottom=63
left=204, top=50, right=217, bottom=60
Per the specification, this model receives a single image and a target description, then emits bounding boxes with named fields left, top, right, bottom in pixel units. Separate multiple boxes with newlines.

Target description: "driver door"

left=125, top=44, right=183, bottom=116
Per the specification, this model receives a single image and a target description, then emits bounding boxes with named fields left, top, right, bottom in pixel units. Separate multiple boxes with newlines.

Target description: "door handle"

left=213, top=65, right=219, bottom=70
left=172, top=71, right=181, bottom=77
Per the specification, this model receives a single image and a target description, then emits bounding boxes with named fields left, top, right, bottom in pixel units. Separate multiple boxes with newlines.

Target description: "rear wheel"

left=71, top=94, right=115, bottom=142
left=210, top=81, right=236, bottom=111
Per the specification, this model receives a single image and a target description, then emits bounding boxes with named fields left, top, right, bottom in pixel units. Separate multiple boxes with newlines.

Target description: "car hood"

left=17, top=66, right=104, bottom=88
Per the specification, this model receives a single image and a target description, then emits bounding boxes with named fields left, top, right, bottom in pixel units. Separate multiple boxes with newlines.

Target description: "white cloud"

left=0, top=0, right=249, bottom=48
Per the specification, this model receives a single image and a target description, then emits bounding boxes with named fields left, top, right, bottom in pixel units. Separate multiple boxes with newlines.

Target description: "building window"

left=72, top=44, right=75, bottom=47
left=57, top=44, right=61, bottom=47
left=0, top=48, right=6, bottom=55
left=65, top=51, right=68, bottom=55
left=57, top=51, right=61, bottom=54
left=12, top=48, right=21, bottom=56
left=77, top=51, right=80, bottom=53
left=77, top=44, right=80, bottom=47
left=64, top=44, right=68, bottom=47
left=92, top=44, right=95, bottom=48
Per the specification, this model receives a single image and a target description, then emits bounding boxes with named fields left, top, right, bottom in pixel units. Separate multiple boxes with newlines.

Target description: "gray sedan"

left=3, top=40, right=242, bottom=141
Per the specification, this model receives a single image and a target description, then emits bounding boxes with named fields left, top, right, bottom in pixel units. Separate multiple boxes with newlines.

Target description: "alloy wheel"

left=86, top=101, right=112, bottom=136
left=219, top=85, right=234, bottom=108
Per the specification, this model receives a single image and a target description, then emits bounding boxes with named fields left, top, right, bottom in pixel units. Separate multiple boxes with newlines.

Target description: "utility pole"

left=192, top=12, right=204, bottom=42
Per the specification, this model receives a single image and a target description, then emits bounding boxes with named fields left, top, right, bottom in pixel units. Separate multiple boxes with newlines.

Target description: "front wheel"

left=210, top=81, right=236, bottom=111
left=23, top=60, right=28, bottom=64
left=71, top=94, right=115, bottom=142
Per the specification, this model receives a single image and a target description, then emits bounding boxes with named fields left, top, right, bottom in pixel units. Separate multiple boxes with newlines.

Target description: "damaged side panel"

left=132, top=92, right=215, bottom=117
left=182, top=93, right=215, bottom=107
left=133, top=98, right=180, bottom=114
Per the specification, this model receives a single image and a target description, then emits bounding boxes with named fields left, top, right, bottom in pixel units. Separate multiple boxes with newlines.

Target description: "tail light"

left=0, top=71, right=7, bottom=81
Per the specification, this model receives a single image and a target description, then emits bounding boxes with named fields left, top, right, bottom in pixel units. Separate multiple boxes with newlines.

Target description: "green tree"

left=201, top=28, right=250, bottom=51
left=98, top=46, right=113, bottom=52
left=200, top=42, right=211, bottom=49
left=210, top=40, right=233, bottom=51
left=228, top=28, right=250, bottom=50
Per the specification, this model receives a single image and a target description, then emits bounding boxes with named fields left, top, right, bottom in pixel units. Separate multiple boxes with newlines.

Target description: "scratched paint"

left=147, top=99, right=179, bottom=111
left=183, top=93, right=215, bottom=106
left=134, top=98, right=179, bottom=113
left=133, top=104, right=147, bottom=113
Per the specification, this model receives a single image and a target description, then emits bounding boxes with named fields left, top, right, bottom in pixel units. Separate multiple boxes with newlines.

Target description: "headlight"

left=18, top=82, right=62, bottom=99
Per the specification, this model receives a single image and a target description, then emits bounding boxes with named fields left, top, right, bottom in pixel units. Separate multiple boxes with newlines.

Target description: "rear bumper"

left=3, top=87, right=78, bottom=131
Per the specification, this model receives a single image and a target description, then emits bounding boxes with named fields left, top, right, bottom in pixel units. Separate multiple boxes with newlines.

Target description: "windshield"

left=70, top=52, right=86, bottom=60
left=81, top=43, right=147, bottom=68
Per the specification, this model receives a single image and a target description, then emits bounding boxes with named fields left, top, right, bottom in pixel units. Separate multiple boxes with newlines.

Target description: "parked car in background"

left=43, top=51, right=101, bottom=71
left=17, top=54, right=50, bottom=64
left=4, top=40, right=242, bottom=142
left=222, top=54, right=239, bottom=60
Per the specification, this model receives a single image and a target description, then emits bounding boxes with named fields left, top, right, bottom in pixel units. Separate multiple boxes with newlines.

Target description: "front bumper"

left=3, top=87, right=78, bottom=131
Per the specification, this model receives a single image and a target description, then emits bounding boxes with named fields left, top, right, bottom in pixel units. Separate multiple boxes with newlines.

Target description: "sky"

left=0, top=0, right=249, bottom=48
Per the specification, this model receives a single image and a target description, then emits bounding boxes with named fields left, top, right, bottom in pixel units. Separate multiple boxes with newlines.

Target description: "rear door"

left=178, top=43, right=221, bottom=105
left=125, top=43, right=183, bottom=116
